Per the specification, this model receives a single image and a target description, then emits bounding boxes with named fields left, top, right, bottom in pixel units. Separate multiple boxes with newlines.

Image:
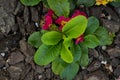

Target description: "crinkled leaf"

left=82, top=35, right=100, bottom=48
left=94, top=27, right=113, bottom=45
left=28, top=32, right=42, bottom=48
left=52, top=58, right=66, bottom=75
left=60, top=44, right=73, bottom=63
left=68, top=0, right=76, bottom=11
left=34, top=44, right=61, bottom=65
left=77, top=0, right=95, bottom=7
left=41, top=31, right=62, bottom=45
left=20, top=0, right=41, bottom=6
left=60, top=63, right=79, bottom=80
left=85, top=16, right=99, bottom=35
left=47, top=0, right=70, bottom=17
left=70, top=44, right=82, bottom=62
left=110, top=2, right=120, bottom=7
left=79, top=44, right=89, bottom=67
left=62, top=15, right=88, bottom=38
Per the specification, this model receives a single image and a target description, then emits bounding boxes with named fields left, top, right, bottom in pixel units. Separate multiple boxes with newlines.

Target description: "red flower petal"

left=47, top=9, right=54, bottom=17
left=42, top=15, right=52, bottom=30
left=72, top=10, right=87, bottom=18
left=75, top=34, right=84, bottom=45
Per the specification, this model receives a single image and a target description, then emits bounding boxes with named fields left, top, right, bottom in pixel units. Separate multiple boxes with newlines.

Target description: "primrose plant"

left=20, top=0, right=114, bottom=79
left=28, top=10, right=114, bottom=80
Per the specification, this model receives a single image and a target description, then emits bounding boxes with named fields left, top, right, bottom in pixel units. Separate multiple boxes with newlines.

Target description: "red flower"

left=42, top=10, right=54, bottom=30
left=72, top=10, right=87, bottom=18
left=55, top=16, right=70, bottom=30
left=47, top=9, right=54, bottom=16
left=42, top=15, right=52, bottom=30
left=75, top=34, right=84, bottom=45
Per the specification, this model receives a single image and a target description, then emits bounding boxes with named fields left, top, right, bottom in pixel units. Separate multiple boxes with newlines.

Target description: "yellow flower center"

left=61, top=21, right=67, bottom=26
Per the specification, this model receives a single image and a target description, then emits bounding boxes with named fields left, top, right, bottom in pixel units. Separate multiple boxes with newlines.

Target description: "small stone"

left=35, top=65, right=44, bottom=74
left=101, top=61, right=107, bottom=65
left=102, top=46, right=107, bottom=50
left=106, top=48, right=120, bottom=58
left=0, top=76, right=8, bottom=80
left=87, top=61, right=101, bottom=72
left=35, top=22, right=39, bottom=27
left=89, top=49, right=99, bottom=58
left=0, top=52, right=5, bottom=57
left=7, top=51, right=24, bottom=65
left=30, top=7, right=39, bottom=22
left=38, top=75, right=42, bottom=79
left=84, top=70, right=109, bottom=80
left=45, top=68, right=52, bottom=79
left=0, top=55, right=5, bottom=68
left=111, top=58, right=120, bottom=67
left=7, top=66, right=22, bottom=80
left=114, top=65, right=120, bottom=77
left=24, top=70, right=34, bottom=80
left=101, top=19, right=120, bottom=33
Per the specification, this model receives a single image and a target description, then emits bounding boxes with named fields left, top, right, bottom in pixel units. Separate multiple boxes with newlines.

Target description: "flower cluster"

left=42, top=10, right=87, bottom=44
left=96, top=0, right=113, bottom=5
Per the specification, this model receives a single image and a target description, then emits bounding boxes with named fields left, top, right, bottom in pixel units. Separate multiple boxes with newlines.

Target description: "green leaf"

left=52, top=58, right=66, bottom=75
left=85, top=16, right=99, bottom=35
left=110, top=2, right=120, bottom=7
left=68, top=0, right=76, bottom=11
left=79, top=44, right=89, bottom=67
left=71, top=44, right=82, bottom=62
left=62, top=15, right=88, bottom=38
left=60, top=63, right=79, bottom=80
left=60, top=44, right=73, bottom=63
left=41, top=31, right=62, bottom=45
left=82, top=35, right=100, bottom=48
left=47, top=0, right=70, bottom=17
left=34, top=44, right=61, bottom=65
left=28, top=32, right=42, bottom=48
left=20, top=0, right=41, bottom=6
left=77, top=0, right=95, bottom=7
left=63, top=38, right=72, bottom=48
left=94, top=27, right=113, bottom=45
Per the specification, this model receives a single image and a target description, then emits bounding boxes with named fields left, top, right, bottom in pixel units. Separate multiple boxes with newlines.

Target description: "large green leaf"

left=28, top=32, right=42, bottom=48
left=41, top=31, right=62, bottom=45
left=34, top=44, right=61, bottom=65
left=60, top=63, right=79, bottom=80
left=47, top=0, right=70, bottom=17
left=60, top=44, right=73, bottom=63
left=20, top=0, right=41, bottom=6
left=52, top=58, right=66, bottom=75
left=77, top=0, right=95, bottom=7
left=85, top=16, right=99, bottom=35
left=94, top=27, right=113, bottom=45
left=79, top=44, right=89, bottom=67
left=82, top=35, right=100, bottom=48
left=70, top=44, right=82, bottom=62
left=62, top=15, right=88, bottom=38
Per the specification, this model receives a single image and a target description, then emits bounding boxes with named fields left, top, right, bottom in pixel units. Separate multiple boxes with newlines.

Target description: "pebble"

left=0, top=52, right=5, bottom=57
left=7, top=51, right=24, bottom=65
left=101, top=61, right=107, bottom=65
left=84, top=70, right=109, bottom=80
left=107, top=48, right=120, bottom=58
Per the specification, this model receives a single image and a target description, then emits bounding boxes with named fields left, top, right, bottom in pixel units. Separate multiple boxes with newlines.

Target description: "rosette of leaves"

left=28, top=16, right=114, bottom=80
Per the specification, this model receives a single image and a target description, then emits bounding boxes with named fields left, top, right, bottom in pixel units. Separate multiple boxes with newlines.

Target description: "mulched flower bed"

left=0, top=0, right=120, bottom=80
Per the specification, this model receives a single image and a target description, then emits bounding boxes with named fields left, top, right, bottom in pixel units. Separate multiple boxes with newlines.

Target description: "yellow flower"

left=96, top=0, right=113, bottom=5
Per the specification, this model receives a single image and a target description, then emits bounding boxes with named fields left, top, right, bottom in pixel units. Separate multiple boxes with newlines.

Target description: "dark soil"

left=0, top=0, right=120, bottom=80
